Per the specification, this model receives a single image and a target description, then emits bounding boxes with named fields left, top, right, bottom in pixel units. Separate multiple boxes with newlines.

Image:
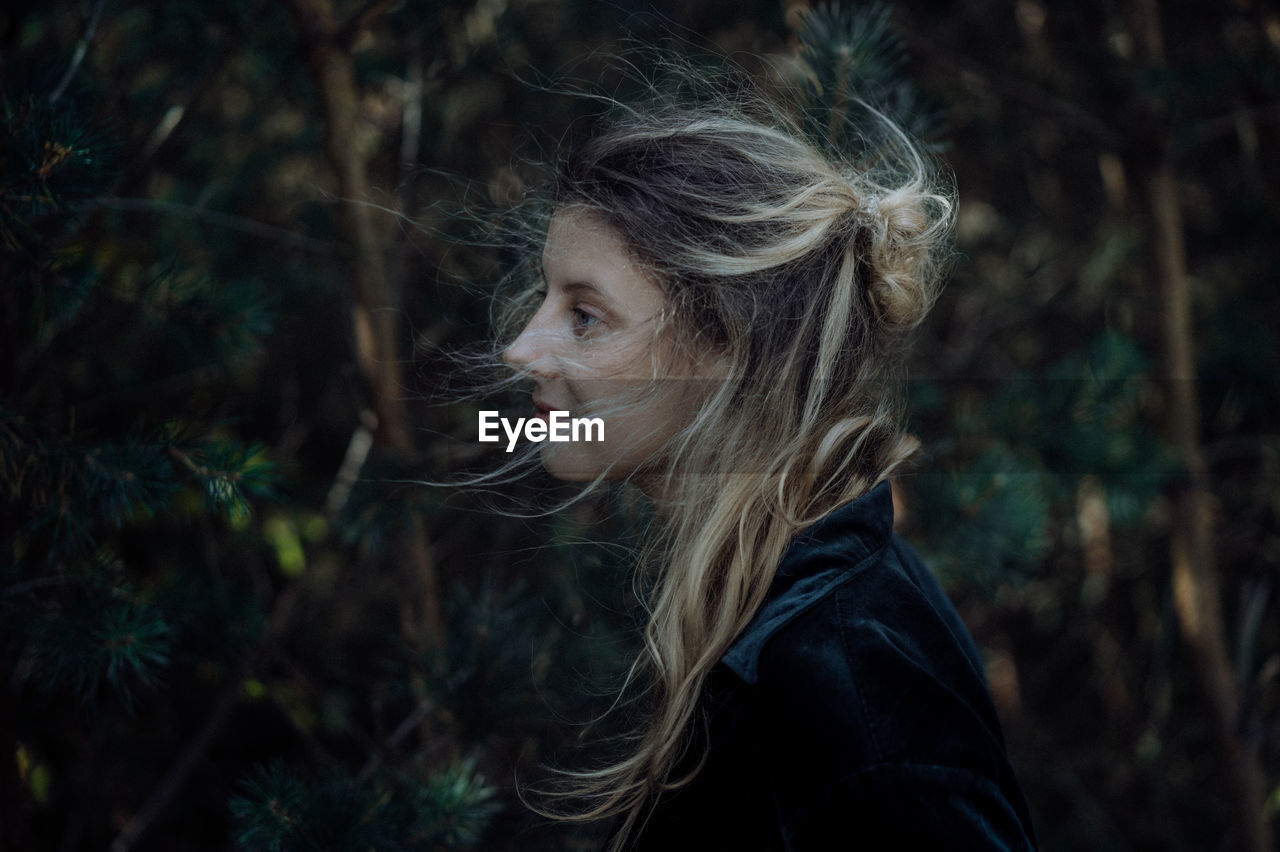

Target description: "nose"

left=502, top=309, right=561, bottom=378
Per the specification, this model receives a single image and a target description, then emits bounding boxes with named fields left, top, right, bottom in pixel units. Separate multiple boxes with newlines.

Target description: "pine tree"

left=8, top=1, right=1273, bottom=849
left=0, top=56, right=281, bottom=847
left=0, top=16, right=509, bottom=852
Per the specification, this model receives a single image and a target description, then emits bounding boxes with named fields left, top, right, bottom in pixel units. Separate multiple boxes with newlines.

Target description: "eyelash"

left=532, top=288, right=601, bottom=335
left=571, top=308, right=599, bottom=334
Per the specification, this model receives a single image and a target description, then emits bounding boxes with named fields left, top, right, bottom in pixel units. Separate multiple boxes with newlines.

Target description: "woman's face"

left=502, top=208, right=716, bottom=484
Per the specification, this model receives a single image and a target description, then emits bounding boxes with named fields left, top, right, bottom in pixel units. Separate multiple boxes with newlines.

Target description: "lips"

left=532, top=395, right=559, bottom=421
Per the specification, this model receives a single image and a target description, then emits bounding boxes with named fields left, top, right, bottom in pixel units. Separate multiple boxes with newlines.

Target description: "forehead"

left=543, top=206, right=627, bottom=263
left=541, top=207, right=666, bottom=307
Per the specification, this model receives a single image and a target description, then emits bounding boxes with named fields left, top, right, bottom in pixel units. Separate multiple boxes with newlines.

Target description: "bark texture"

left=1134, top=3, right=1271, bottom=848
left=285, top=0, right=444, bottom=652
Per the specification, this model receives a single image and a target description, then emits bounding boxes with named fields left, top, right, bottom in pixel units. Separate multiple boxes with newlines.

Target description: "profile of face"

left=502, top=208, right=719, bottom=485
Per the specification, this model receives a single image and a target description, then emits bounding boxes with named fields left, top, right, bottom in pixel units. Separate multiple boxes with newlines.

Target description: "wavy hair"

left=471, top=55, right=955, bottom=850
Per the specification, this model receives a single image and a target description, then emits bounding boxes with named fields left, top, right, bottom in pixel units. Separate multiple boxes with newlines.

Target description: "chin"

left=538, top=445, right=604, bottom=482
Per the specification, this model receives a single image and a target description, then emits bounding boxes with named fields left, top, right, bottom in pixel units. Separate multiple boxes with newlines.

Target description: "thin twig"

left=108, top=0, right=270, bottom=200
left=325, top=409, right=378, bottom=519
left=49, top=0, right=109, bottom=105
left=2, top=575, right=78, bottom=597
left=86, top=197, right=337, bottom=255
left=1189, top=102, right=1280, bottom=150
left=265, top=647, right=344, bottom=768
left=896, top=20, right=1127, bottom=151
left=334, top=0, right=398, bottom=49
left=108, top=588, right=298, bottom=852
left=356, top=696, right=436, bottom=783
left=136, top=41, right=238, bottom=163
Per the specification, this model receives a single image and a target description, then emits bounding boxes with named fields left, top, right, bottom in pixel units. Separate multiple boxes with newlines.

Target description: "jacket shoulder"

left=753, top=534, right=1008, bottom=771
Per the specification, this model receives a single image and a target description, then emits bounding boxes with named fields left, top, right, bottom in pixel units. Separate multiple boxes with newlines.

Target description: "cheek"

left=592, top=334, right=670, bottom=381
left=560, top=379, right=586, bottom=411
left=619, top=391, right=694, bottom=451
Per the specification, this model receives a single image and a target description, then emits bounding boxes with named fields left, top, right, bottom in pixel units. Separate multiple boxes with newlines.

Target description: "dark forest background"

left=2, top=0, right=1279, bottom=849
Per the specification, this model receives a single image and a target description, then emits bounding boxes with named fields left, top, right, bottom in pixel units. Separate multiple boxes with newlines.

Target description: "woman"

left=491, top=72, right=1037, bottom=851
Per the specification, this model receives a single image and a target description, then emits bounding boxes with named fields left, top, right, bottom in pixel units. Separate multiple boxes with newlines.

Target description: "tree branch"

left=1136, top=5, right=1272, bottom=848
left=285, top=0, right=445, bottom=656
left=897, top=21, right=1128, bottom=151
left=334, top=0, right=399, bottom=50
left=49, top=0, right=108, bottom=104
left=108, top=588, right=298, bottom=852
left=1187, top=102, right=1280, bottom=151
left=87, top=197, right=338, bottom=255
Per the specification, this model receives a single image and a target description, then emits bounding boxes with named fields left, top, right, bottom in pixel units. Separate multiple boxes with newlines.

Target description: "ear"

left=682, top=339, right=731, bottom=381
left=698, top=347, right=731, bottom=380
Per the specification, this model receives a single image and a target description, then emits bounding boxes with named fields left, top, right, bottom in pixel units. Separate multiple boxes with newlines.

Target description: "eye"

left=571, top=306, right=600, bottom=334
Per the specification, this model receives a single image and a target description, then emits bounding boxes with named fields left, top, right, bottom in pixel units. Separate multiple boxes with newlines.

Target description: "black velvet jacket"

left=615, top=481, right=1038, bottom=851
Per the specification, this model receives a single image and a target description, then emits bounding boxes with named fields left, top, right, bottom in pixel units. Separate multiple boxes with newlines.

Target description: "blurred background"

left=2, top=0, right=1278, bottom=849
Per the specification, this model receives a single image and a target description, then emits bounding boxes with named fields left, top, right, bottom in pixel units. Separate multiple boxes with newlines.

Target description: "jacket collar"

left=719, top=480, right=894, bottom=684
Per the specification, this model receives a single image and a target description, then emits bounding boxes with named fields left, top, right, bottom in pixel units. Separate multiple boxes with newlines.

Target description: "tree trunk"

left=1130, top=2, right=1271, bottom=847
left=285, top=0, right=444, bottom=654
left=1146, top=156, right=1272, bottom=852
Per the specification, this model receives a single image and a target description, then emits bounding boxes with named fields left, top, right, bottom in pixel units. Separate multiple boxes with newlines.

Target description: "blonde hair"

left=479, top=56, right=954, bottom=850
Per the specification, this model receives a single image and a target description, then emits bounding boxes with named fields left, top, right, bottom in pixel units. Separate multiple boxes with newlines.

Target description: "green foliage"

left=332, top=455, right=441, bottom=557
left=409, top=758, right=502, bottom=847
left=1, top=24, right=281, bottom=819
left=1, top=411, right=276, bottom=558
left=230, top=762, right=309, bottom=851
left=0, top=85, right=113, bottom=255
left=914, top=446, right=1054, bottom=588
left=910, top=330, right=1179, bottom=588
left=433, top=578, right=549, bottom=727
left=794, top=2, right=946, bottom=157
left=229, top=758, right=498, bottom=851
left=799, top=2, right=905, bottom=90
left=27, top=575, right=173, bottom=711
left=169, top=434, right=278, bottom=521
left=3, top=2, right=1277, bottom=851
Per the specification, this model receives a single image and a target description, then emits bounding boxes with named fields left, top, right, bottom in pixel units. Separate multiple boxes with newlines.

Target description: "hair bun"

left=860, top=187, right=952, bottom=332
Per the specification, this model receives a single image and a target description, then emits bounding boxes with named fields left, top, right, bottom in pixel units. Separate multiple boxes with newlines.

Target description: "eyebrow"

left=562, top=280, right=605, bottom=298
left=540, top=266, right=606, bottom=299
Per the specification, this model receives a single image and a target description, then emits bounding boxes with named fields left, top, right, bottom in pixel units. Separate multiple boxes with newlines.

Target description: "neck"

left=634, top=470, right=678, bottom=520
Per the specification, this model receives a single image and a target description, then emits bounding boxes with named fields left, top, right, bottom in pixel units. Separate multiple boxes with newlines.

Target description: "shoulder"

left=741, top=531, right=1038, bottom=848
left=754, top=534, right=1005, bottom=770
left=637, top=485, right=1038, bottom=850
